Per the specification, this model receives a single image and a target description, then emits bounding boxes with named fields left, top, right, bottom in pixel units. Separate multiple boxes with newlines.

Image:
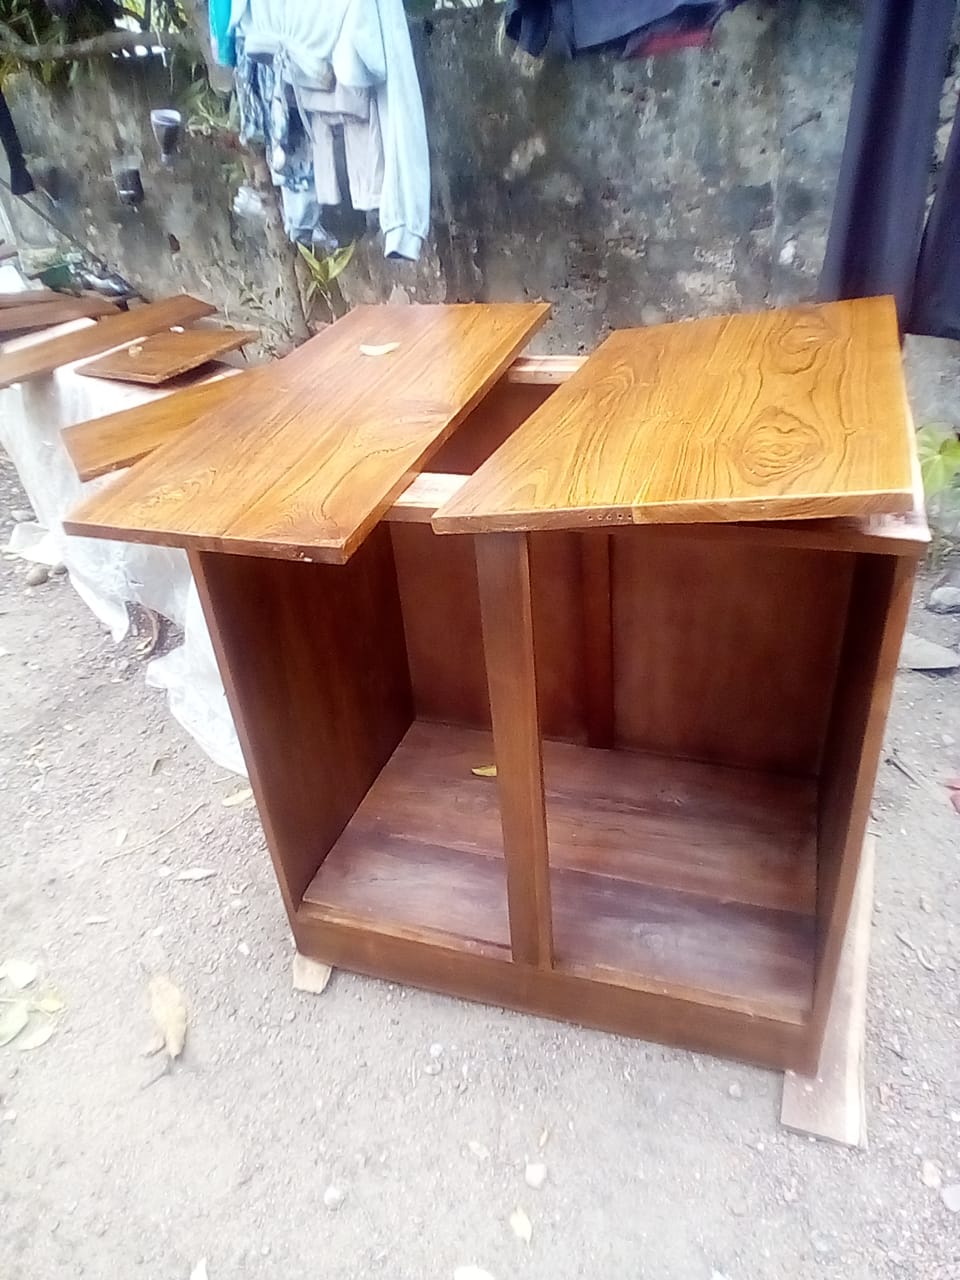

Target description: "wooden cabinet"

left=64, top=297, right=926, bottom=1072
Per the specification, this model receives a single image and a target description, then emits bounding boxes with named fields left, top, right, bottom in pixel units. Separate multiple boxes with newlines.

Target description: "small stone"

left=429, top=1042, right=443, bottom=1058
left=811, top=1231, right=832, bottom=1255
left=928, top=583, right=960, bottom=615
left=237, top=942, right=250, bottom=957
left=25, top=564, right=49, bottom=587
left=921, top=1159, right=942, bottom=1189
left=942, top=733, right=957, bottom=747
left=941, top=1184, right=960, bottom=1213
left=898, top=632, right=960, bottom=672
left=9, top=508, right=33, bottom=523
left=729, top=1196, right=749, bottom=1217
left=283, top=1010, right=296, bottom=1023
left=727, top=1081, right=743, bottom=1100
left=423, top=1061, right=442, bottom=1076
left=524, top=1162, right=547, bottom=1189
left=323, top=1184, right=344, bottom=1210
left=51, top=563, right=67, bottom=576
left=919, top=894, right=933, bottom=913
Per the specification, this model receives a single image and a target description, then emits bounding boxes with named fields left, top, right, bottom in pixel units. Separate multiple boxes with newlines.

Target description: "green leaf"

left=325, top=242, right=356, bottom=283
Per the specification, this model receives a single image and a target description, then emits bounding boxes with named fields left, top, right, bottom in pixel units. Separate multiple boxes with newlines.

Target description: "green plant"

left=917, top=423, right=960, bottom=500
left=296, top=240, right=355, bottom=321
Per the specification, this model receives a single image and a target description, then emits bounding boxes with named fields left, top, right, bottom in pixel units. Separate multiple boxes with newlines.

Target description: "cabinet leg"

left=475, top=532, right=554, bottom=970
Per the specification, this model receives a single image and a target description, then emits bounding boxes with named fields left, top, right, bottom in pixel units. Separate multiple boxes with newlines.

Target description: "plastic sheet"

left=0, top=284, right=245, bottom=774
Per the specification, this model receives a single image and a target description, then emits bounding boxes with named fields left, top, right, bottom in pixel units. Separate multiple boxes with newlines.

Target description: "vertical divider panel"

left=475, top=532, right=554, bottom=969
left=579, top=531, right=614, bottom=748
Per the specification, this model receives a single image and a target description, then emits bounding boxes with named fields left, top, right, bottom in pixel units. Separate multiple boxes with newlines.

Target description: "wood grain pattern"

left=433, top=297, right=914, bottom=532
left=612, top=534, right=854, bottom=774
left=75, top=326, right=257, bottom=384
left=301, top=721, right=817, bottom=1021
left=475, top=533, right=553, bottom=968
left=63, top=303, right=548, bottom=563
left=62, top=368, right=251, bottom=482
left=0, top=295, right=120, bottom=335
left=0, top=295, right=215, bottom=389
left=189, top=532, right=413, bottom=917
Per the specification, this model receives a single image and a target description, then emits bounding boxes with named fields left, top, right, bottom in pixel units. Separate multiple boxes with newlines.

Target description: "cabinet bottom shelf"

left=300, top=722, right=818, bottom=1025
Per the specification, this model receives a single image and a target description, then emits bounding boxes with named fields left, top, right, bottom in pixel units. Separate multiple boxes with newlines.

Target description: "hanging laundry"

left=0, top=89, right=34, bottom=198
left=209, top=0, right=236, bottom=67
left=506, top=0, right=745, bottom=59
left=229, top=0, right=429, bottom=260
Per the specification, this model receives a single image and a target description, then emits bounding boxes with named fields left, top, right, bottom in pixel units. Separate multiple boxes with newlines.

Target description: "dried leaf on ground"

left=148, top=974, right=187, bottom=1059
left=190, top=1260, right=208, bottom=1280
left=509, top=1207, right=532, bottom=1244
left=467, top=1140, right=490, bottom=1160
left=114, top=827, right=128, bottom=848
left=222, top=787, right=253, bottom=808
left=471, top=764, right=497, bottom=778
left=359, top=341, right=400, bottom=357
left=1, top=959, right=38, bottom=990
left=0, top=1001, right=30, bottom=1046
left=34, top=992, right=64, bottom=1014
left=16, top=1016, right=55, bottom=1051
left=176, top=868, right=218, bottom=882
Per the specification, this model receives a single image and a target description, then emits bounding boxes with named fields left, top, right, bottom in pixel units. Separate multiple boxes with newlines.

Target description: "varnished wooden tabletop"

left=64, top=303, right=549, bottom=563
left=433, top=297, right=914, bottom=533
left=75, top=326, right=258, bottom=385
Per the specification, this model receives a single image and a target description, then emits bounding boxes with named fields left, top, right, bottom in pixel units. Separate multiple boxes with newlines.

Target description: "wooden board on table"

left=0, top=297, right=121, bottom=337
left=76, top=326, right=258, bottom=385
left=0, top=295, right=215, bottom=390
left=63, top=303, right=549, bottom=564
left=62, top=368, right=251, bottom=482
left=433, top=297, right=914, bottom=533
left=781, top=836, right=875, bottom=1146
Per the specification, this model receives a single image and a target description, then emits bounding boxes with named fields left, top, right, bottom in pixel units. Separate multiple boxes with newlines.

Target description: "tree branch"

left=0, top=21, right=194, bottom=65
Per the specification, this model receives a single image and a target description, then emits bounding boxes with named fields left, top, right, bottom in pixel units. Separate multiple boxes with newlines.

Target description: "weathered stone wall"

left=0, top=1, right=864, bottom=349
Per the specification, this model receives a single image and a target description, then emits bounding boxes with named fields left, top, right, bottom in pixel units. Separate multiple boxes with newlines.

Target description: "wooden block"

left=0, top=295, right=216, bottom=389
left=76, top=327, right=258, bottom=385
left=780, top=836, right=875, bottom=1147
left=434, top=298, right=915, bottom=532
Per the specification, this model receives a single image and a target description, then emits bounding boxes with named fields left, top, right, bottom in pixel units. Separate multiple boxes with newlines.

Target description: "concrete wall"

left=0, top=1, right=864, bottom=349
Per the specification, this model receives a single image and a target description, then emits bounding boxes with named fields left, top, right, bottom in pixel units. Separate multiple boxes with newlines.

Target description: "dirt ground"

left=1, top=449, right=959, bottom=1280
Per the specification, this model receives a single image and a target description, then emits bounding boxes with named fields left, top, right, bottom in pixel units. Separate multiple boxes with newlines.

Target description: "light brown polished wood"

left=76, top=326, right=258, bottom=384
left=434, top=297, right=914, bottom=533
left=0, top=295, right=216, bottom=389
left=63, top=303, right=548, bottom=563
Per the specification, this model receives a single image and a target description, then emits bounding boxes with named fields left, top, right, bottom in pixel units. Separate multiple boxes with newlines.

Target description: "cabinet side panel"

left=813, top=553, right=914, bottom=1043
left=612, top=533, right=854, bottom=775
left=190, top=527, right=413, bottom=917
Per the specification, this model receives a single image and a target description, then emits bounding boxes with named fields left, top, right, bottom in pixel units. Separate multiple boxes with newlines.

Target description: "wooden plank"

left=294, top=909, right=812, bottom=1071
left=188, top=531, right=413, bottom=918
left=0, top=296, right=120, bottom=334
left=433, top=297, right=915, bottom=532
left=62, top=368, right=252, bottom=482
left=0, top=295, right=215, bottom=390
left=63, top=302, right=549, bottom=563
left=781, top=836, right=874, bottom=1146
left=301, top=722, right=816, bottom=1022
left=812, top=554, right=915, bottom=1046
left=475, top=533, right=553, bottom=968
left=580, top=532, right=614, bottom=747
left=75, top=326, right=257, bottom=384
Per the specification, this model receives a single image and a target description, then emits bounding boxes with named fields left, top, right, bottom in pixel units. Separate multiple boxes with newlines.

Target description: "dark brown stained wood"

left=188, top=529, right=413, bottom=917
left=782, top=836, right=874, bottom=1146
left=301, top=722, right=817, bottom=1022
left=62, top=369, right=251, bottom=482
left=475, top=533, right=554, bottom=968
left=0, top=296, right=121, bottom=335
left=0, top=295, right=216, bottom=389
left=63, top=303, right=549, bottom=563
left=429, top=380, right=554, bottom=474
left=390, top=524, right=585, bottom=741
left=612, top=534, right=854, bottom=774
left=579, top=532, right=614, bottom=747
left=75, top=326, right=258, bottom=385
left=813, top=554, right=915, bottom=1045
left=433, top=297, right=915, bottom=532
left=294, top=911, right=812, bottom=1070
